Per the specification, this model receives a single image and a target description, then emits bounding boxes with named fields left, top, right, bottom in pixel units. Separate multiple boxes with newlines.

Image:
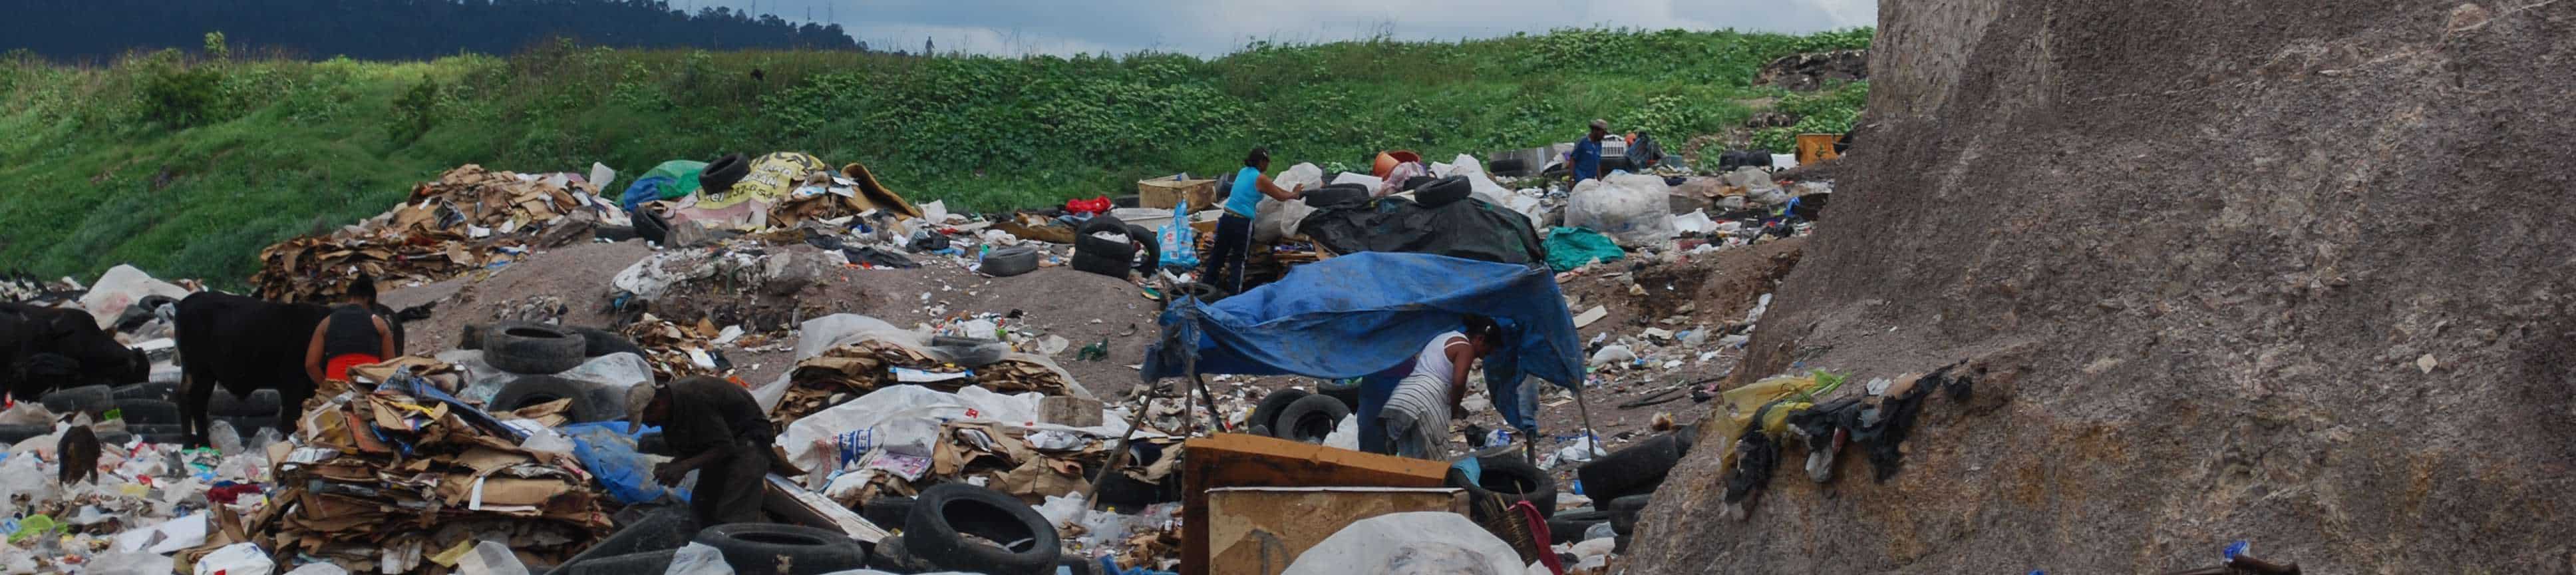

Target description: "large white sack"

left=1564, top=172, right=1677, bottom=247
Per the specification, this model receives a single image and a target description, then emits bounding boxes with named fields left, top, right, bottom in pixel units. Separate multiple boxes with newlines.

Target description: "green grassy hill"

left=0, top=29, right=1868, bottom=287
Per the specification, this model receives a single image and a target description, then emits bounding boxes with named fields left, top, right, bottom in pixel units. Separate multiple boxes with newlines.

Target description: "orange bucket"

left=1372, top=150, right=1424, bottom=178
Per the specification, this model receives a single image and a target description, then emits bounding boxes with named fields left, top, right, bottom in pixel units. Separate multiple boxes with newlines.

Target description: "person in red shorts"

left=303, top=276, right=395, bottom=386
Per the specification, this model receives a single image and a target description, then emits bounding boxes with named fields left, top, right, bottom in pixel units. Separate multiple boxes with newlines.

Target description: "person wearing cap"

left=627, top=375, right=782, bottom=526
left=1571, top=119, right=1609, bottom=183
left=303, top=276, right=394, bottom=387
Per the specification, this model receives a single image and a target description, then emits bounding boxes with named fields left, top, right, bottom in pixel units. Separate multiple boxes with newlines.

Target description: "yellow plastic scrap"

left=1712, top=374, right=1821, bottom=471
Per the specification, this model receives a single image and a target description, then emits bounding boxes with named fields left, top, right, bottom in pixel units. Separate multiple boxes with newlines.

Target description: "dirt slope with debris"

left=1628, top=0, right=2576, bottom=572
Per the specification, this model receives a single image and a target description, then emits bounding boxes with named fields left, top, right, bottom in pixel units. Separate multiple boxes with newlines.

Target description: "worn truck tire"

left=1545, top=510, right=1611, bottom=545
left=546, top=508, right=695, bottom=575
left=692, top=522, right=870, bottom=574
left=39, top=385, right=115, bottom=415
left=699, top=153, right=749, bottom=192
left=489, top=375, right=608, bottom=423
left=633, top=208, right=673, bottom=245
left=1273, top=394, right=1349, bottom=443
left=1607, top=494, right=1651, bottom=536
left=569, top=327, right=648, bottom=358
left=1069, top=250, right=1132, bottom=279
left=1415, top=175, right=1474, bottom=208
left=111, top=399, right=182, bottom=425
left=981, top=246, right=1041, bottom=278
left=1124, top=224, right=1160, bottom=272
left=484, top=323, right=587, bottom=375
left=1315, top=378, right=1363, bottom=413
left=905, top=483, right=1061, bottom=574
left=867, top=534, right=929, bottom=572
left=207, top=389, right=283, bottom=417
left=1248, top=389, right=1310, bottom=437
left=860, top=496, right=915, bottom=530
left=564, top=549, right=675, bottom=575
left=1577, top=434, right=1683, bottom=503
left=1456, top=455, right=1557, bottom=518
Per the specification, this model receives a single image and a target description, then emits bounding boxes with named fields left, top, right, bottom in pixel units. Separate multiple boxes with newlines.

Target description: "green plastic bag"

left=1543, top=227, right=1625, bottom=272
left=642, top=160, right=709, bottom=200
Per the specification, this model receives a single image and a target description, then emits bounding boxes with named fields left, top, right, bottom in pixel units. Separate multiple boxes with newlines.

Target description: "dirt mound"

left=1628, top=0, right=2576, bottom=572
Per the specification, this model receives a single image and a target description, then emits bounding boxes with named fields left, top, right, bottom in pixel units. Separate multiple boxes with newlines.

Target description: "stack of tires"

left=1070, top=218, right=1157, bottom=279
left=551, top=510, right=873, bottom=574
left=0, top=383, right=209, bottom=445
left=868, top=483, right=1075, bottom=574
left=474, top=323, right=641, bottom=425
left=1246, top=388, right=1350, bottom=444
left=1569, top=426, right=1698, bottom=551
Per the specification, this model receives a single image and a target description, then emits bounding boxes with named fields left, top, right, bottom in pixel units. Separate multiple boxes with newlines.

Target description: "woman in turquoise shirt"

left=1206, top=148, right=1304, bottom=291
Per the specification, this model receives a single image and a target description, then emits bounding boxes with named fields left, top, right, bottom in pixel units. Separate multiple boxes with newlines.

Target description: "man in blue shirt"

left=1570, top=118, right=1609, bottom=182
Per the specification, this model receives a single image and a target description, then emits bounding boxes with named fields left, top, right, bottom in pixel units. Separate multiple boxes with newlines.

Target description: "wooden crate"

left=1206, top=487, right=1468, bottom=575
left=1139, top=176, right=1219, bottom=211
left=1796, top=133, right=1844, bottom=166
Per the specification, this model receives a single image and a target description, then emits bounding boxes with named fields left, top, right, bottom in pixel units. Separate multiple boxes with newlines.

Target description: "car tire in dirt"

left=207, top=389, right=283, bottom=418
left=1070, top=250, right=1133, bottom=278
left=112, top=381, right=178, bottom=403
left=699, top=153, right=750, bottom=192
left=860, top=496, right=915, bottom=531
left=565, top=549, right=676, bottom=575
left=905, top=482, right=1062, bottom=574
left=111, top=399, right=182, bottom=425
left=633, top=208, right=673, bottom=245
left=569, top=327, right=647, bottom=358
left=981, top=246, right=1042, bottom=278
left=1415, top=175, right=1474, bottom=208
left=1576, top=433, right=1683, bottom=504
left=557, top=506, right=696, bottom=572
left=1455, top=455, right=1557, bottom=518
left=691, top=522, right=870, bottom=574
left=1607, top=494, right=1651, bottom=536
left=1545, top=510, right=1611, bottom=545
left=1124, top=224, right=1160, bottom=272
left=484, top=323, right=587, bottom=375
left=1248, top=389, right=1310, bottom=437
left=1273, top=394, right=1350, bottom=443
left=488, top=375, right=608, bottom=423
left=39, top=385, right=114, bottom=416
left=867, top=534, right=929, bottom=572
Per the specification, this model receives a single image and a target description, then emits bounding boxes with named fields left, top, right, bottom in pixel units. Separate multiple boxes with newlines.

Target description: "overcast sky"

left=675, top=0, right=1875, bottom=56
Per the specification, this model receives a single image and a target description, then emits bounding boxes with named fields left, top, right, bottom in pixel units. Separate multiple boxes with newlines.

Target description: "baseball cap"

left=624, top=381, right=665, bottom=434
left=1589, top=119, right=1609, bottom=131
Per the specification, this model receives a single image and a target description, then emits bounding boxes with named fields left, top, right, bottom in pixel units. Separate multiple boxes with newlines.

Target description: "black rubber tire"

left=868, top=534, right=928, bottom=572
left=905, top=482, right=1062, bottom=574
left=552, top=506, right=696, bottom=575
left=1315, top=379, right=1363, bottom=413
left=1273, top=394, right=1349, bottom=443
left=1075, top=232, right=1136, bottom=264
left=860, top=496, right=915, bottom=531
left=489, top=375, right=607, bottom=423
left=1415, top=175, right=1473, bottom=208
left=691, top=522, right=870, bottom=574
left=1458, top=455, right=1557, bottom=518
left=94, top=430, right=134, bottom=446
left=1248, top=389, right=1309, bottom=438
left=1577, top=434, right=1683, bottom=504
left=1545, top=510, right=1611, bottom=545
left=206, top=389, right=282, bottom=418
left=39, top=385, right=114, bottom=415
left=1172, top=282, right=1226, bottom=302
left=568, top=326, right=647, bottom=359
left=564, top=549, right=675, bottom=575
left=112, top=399, right=182, bottom=425
left=137, top=432, right=193, bottom=446
left=699, top=153, right=750, bottom=193
left=1607, top=494, right=1651, bottom=536
left=1614, top=533, right=1631, bottom=554
left=1124, top=224, right=1160, bottom=273
left=484, top=323, right=587, bottom=375
left=0, top=425, right=50, bottom=445
left=1301, top=184, right=1370, bottom=210
left=981, top=246, right=1041, bottom=278
left=112, top=381, right=178, bottom=402
left=633, top=208, right=673, bottom=246
left=1069, top=250, right=1132, bottom=279
left=1488, top=158, right=1530, bottom=176
left=1086, top=467, right=1169, bottom=511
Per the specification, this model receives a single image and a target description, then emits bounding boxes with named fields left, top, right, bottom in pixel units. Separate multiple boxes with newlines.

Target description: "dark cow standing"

left=174, top=292, right=429, bottom=446
left=0, top=301, right=148, bottom=399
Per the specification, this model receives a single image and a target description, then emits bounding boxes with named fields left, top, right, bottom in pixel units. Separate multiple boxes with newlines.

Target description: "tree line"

left=3, top=0, right=859, bottom=62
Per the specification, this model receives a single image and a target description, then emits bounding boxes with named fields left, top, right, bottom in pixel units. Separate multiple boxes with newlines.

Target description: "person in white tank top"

left=1378, top=315, right=1504, bottom=459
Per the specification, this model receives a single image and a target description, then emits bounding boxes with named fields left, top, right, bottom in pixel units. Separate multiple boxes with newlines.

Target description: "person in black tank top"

left=304, top=277, right=394, bottom=385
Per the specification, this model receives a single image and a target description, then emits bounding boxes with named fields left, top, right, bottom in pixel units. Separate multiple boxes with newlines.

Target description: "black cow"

left=0, top=301, right=148, bottom=400
left=174, top=292, right=432, bottom=445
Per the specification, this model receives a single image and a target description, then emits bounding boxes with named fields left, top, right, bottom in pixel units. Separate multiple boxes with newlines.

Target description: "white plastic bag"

left=79, top=264, right=192, bottom=329
left=1563, top=173, right=1677, bottom=247
left=1442, top=154, right=1516, bottom=206
left=663, top=542, right=735, bottom=575
left=1253, top=162, right=1325, bottom=243
left=1323, top=414, right=1359, bottom=451
left=282, top=562, right=351, bottom=575
left=1280, top=512, right=1523, bottom=575
left=458, top=540, right=531, bottom=575
left=195, top=542, right=275, bottom=575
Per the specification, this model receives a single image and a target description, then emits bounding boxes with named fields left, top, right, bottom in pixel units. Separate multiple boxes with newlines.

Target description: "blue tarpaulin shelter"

left=1143, top=252, right=1583, bottom=431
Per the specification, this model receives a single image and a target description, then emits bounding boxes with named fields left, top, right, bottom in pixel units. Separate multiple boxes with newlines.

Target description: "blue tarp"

left=564, top=422, right=691, bottom=505
left=1143, top=252, right=1582, bottom=430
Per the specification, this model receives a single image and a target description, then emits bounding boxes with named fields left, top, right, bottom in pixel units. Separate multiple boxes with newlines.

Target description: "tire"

left=1124, top=224, right=1160, bottom=272
left=692, top=522, right=870, bottom=574
left=554, top=506, right=694, bottom=574
left=1415, top=175, right=1472, bottom=208
left=1577, top=434, right=1683, bottom=503
left=569, top=327, right=647, bottom=358
left=210, top=417, right=269, bottom=441
left=1488, top=158, right=1529, bottom=176
left=0, top=425, right=50, bottom=445
left=860, top=496, right=915, bottom=530
left=1070, top=250, right=1132, bottom=279
left=1302, top=184, right=1370, bottom=210
left=489, top=375, right=607, bottom=423
left=1087, top=468, right=1167, bottom=511
left=136, top=432, right=193, bottom=446
left=1315, top=379, right=1362, bottom=413
left=112, top=381, right=178, bottom=403
left=981, top=246, right=1041, bottom=278
left=94, top=430, right=133, bottom=446
left=1248, top=389, right=1309, bottom=437
left=1075, top=231, right=1136, bottom=264
left=699, top=153, right=750, bottom=193
left=633, top=208, right=673, bottom=246
left=112, top=399, right=181, bottom=425
left=1457, top=455, right=1557, bottom=518
left=207, top=389, right=282, bottom=417
left=905, top=483, right=1062, bottom=574
left=1273, top=394, right=1349, bottom=444
left=868, top=534, right=929, bottom=572
left=1545, top=510, right=1611, bottom=545
left=564, top=549, right=675, bottom=575
left=1607, top=494, right=1651, bottom=536
left=39, top=385, right=114, bottom=415
left=484, top=323, right=586, bottom=375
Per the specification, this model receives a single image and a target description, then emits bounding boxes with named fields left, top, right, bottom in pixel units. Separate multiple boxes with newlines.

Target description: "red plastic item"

left=1064, top=196, right=1112, bottom=216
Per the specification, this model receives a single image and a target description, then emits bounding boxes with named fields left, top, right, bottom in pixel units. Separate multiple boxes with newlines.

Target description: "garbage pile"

left=617, top=314, right=731, bottom=383
left=211, top=375, right=611, bottom=573
left=0, top=426, right=275, bottom=575
left=253, top=164, right=627, bottom=303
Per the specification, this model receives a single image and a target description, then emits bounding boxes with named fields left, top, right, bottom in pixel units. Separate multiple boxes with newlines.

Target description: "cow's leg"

left=276, top=385, right=314, bottom=437
left=180, top=372, right=214, bottom=447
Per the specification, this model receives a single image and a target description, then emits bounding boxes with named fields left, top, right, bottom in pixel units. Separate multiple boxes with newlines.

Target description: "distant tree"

left=925, top=37, right=935, bottom=55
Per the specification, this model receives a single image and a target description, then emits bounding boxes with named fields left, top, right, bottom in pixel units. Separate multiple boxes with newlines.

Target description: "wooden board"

left=1206, top=487, right=1466, bottom=575
left=1180, top=433, right=1453, bottom=575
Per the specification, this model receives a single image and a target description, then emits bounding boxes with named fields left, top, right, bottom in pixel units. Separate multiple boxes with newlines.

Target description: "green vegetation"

left=0, top=28, right=1869, bottom=286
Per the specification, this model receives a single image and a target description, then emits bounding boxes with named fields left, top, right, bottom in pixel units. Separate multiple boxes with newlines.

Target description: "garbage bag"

left=1439, top=154, right=1515, bottom=207
left=621, top=160, right=709, bottom=212
left=665, top=542, right=734, bottom=575
left=1280, top=512, right=1523, bottom=575
left=459, top=540, right=532, bottom=575
left=1564, top=173, right=1677, bottom=247
left=1542, top=228, right=1624, bottom=272
left=1253, top=162, right=1325, bottom=243
left=195, top=542, right=275, bottom=575
left=78, top=264, right=192, bottom=329
left=565, top=422, right=690, bottom=505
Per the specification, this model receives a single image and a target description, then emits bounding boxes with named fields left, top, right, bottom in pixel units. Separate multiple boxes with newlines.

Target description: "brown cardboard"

left=1180, top=433, right=1452, bottom=575
left=1206, top=487, right=1468, bottom=575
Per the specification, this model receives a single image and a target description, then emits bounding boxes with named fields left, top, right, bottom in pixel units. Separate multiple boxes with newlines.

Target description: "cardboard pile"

left=211, top=381, right=610, bottom=573
left=251, top=164, right=619, bottom=302
left=772, top=339, right=1075, bottom=423
left=617, top=314, right=725, bottom=383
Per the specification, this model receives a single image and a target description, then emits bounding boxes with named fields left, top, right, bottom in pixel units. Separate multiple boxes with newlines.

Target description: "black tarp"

left=1297, top=196, right=1546, bottom=265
